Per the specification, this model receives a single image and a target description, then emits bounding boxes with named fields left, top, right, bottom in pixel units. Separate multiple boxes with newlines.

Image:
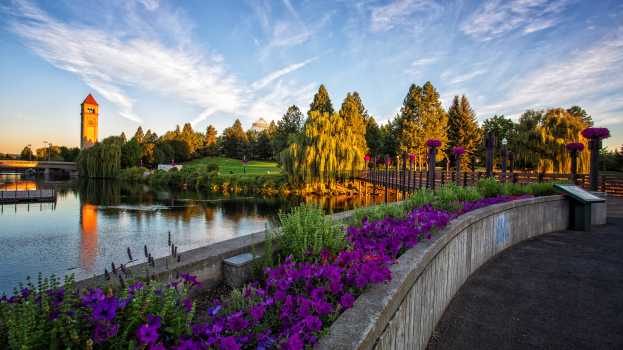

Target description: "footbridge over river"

left=0, top=160, right=78, bottom=177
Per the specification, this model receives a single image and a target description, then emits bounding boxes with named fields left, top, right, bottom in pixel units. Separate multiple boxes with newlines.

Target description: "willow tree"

left=513, top=110, right=544, bottom=170
left=78, top=142, right=121, bottom=178
left=539, top=108, right=589, bottom=173
left=309, top=84, right=334, bottom=116
left=395, top=82, right=448, bottom=168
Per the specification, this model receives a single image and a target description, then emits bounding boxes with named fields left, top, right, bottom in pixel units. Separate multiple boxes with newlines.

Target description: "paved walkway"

left=427, top=198, right=623, bottom=350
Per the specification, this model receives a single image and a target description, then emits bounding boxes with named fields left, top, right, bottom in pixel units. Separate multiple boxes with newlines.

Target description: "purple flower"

left=92, top=298, right=118, bottom=321
left=174, top=339, right=200, bottom=350
left=581, top=127, right=610, bottom=140
left=340, top=293, right=355, bottom=309
left=566, top=142, right=585, bottom=152
left=128, top=281, right=144, bottom=293
left=137, top=323, right=160, bottom=344
left=219, top=336, right=241, bottom=350
left=93, top=323, right=119, bottom=343
left=180, top=273, right=201, bottom=288
left=21, top=288, right=31, bottom=299
left=81, top=288, right=105, bottom=307
left=283, top=333, right=304, bottom=350
left=250, top=303, right=266, bottom=321
left=226, top=311, right=249, bottom=332
left=452, top=147, right=465, bottom=155
left=426, top=139, right=441, bottom=148
left=182, top=298, right=193, bottom=312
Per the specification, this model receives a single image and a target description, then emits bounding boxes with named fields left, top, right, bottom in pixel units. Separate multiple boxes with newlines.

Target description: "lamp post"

left=501, top=138, right=508, bottom=182
left=43, top=141, right=51, bottom=161
left=426, top=139, right=441, bottom=190
left=485, top=132, right=495, bottom=178
left=453, top=147, right=465, bottom=186
left=27, top=144, right=32, bottom=161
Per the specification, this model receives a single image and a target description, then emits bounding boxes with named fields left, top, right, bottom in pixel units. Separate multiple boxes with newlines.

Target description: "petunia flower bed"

left=1, top=191, right=531, bottom=349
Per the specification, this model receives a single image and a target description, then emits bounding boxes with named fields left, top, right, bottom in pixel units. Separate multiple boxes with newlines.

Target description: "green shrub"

left=274, top=204, right=345, bottom=262
left=349, top=203, right=406, bottom=226
left=477, top=178, right=503, bottom=197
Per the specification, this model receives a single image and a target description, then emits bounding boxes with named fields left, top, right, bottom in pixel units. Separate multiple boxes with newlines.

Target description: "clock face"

left=86, top=107, right=95, bottom=114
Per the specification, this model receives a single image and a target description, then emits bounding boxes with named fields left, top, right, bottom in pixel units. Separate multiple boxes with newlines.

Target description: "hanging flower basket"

left=565, top=142, right=585, bottom=152
left=426, top=139, right=441, bottom=148
left=581, top=128, right=610, bottom=140
left=452, top=147, right=465, bottom=156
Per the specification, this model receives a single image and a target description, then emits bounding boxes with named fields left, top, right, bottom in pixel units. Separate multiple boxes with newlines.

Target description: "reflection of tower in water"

left=79, top=203, right=98, bottom=271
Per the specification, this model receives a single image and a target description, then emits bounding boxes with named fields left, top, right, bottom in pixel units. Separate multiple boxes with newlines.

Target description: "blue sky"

left=1, top=0, right=622, bottom=153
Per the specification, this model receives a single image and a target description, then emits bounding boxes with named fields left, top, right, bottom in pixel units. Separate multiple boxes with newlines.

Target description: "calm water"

left=0, top=173, right=386, bottom=293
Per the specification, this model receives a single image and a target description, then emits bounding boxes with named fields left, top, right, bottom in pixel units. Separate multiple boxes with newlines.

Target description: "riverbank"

left=0, top=181, right=559, bottom=349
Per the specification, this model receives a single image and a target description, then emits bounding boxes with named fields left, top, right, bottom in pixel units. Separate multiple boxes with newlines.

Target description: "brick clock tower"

left=81, top=94, right=99, bottom=149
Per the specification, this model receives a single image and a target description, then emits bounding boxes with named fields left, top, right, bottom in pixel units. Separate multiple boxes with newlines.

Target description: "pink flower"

left=452, top=147, right=465, bottom=155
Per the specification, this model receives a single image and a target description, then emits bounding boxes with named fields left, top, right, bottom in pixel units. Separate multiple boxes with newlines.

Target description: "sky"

left=1, top=0, right=622, bottom=153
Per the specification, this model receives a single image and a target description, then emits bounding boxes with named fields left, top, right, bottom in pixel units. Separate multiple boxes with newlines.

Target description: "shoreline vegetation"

left=0, top=180, right=558, bottom=350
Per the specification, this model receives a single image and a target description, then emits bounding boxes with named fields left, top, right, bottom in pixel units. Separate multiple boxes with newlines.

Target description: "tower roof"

left=82, top=94, right=98, bottom=105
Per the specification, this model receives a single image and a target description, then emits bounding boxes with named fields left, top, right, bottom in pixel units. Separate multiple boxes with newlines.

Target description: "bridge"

left=0, top=160, right=78, bottom=177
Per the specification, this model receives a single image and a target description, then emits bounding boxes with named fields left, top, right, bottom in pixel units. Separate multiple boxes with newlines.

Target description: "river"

left=0, top=173, right=387, bottom=294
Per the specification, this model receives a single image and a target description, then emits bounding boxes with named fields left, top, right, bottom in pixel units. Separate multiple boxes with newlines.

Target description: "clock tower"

left=81, top=94, right=99, bottom=149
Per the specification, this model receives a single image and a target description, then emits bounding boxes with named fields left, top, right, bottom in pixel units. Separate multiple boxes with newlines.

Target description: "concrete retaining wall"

left=316, top=195, right=569, bottom=350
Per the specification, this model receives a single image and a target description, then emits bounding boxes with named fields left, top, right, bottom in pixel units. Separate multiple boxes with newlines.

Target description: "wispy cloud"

left=251, top=57, right=317, bottom=90
left=461, top=0, right=570, bottom=41
left=370, top=0, right=444, bottom=32
left=443, top=69, right=487, bottom=85
left=8, top=0, right=313, bottom=126
left=477, top=28, right=623, bottom=126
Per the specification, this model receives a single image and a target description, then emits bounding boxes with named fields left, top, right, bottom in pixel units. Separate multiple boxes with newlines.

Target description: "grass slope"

left=184, top=157, right=281, bottom=175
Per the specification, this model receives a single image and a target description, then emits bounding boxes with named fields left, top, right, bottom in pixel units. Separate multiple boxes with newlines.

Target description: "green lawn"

left=183, top=156, right=281, bottom=175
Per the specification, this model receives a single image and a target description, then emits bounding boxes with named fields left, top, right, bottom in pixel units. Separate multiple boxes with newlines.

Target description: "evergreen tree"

left=273, top=105, right=304, bottom=158
left=205, top=125, right=217, bottom=146
left=447, top=95, right=481, bottom=169
left=222, top=119, right=248, bottom=159
left=338, top=92, right=368, bottom=168
left=482, top=115, right=515, bottom=149
left=121, top=139, right=143, bottom=168
left=133, top=126, right=144, bottom=144
left=365, top=116, right=384, bottom=156
left=309, top=84, right=334, bottom=116
left=395, top=82, right=448, bottom=167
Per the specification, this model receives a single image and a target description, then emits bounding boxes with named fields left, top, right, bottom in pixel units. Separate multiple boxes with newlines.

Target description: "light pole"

left=501, top=138, right=508, bottom=182
left=27, top=144, right=32, bottom=161
left=43, top=141, right=50, bottom=161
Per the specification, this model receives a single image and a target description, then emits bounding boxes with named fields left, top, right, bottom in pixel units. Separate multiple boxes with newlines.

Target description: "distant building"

left=81, top=94, right=99, bottom=149
left=157, top=164, right=183, bottom=171
left=251, top=118, right=269, bottom=132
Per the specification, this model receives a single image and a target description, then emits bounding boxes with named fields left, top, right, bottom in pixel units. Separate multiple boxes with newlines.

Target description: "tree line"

left=54, top=82, right=623, bottom=179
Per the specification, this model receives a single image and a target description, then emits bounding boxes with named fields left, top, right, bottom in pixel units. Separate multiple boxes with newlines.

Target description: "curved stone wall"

left=316, top=195, right=569, bottom=350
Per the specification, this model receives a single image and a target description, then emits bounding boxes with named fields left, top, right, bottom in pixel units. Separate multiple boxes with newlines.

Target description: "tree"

left=365, top=116, right=383, bottom=156
left=78, top=143, right=121, bottom=178
left=273, top=105, right=304, bottom=158
left=133, top=126, right=145, bottom=144
left=205, top=125, right=217, bottom=146
left=222, top=119, right=248, bottom=158
left=338, top=92, right=368, bottom=169
left=482, top=115, right=514, bottom=148
left=395, top=82, right=448, bottom=167
left=20, top=146, right=34, bottom=160
left=309, top=84, right=334, bottom=116
left=59, top=146, right=80, bottom=162
left=447, top=95, right=481, bottom=169
left=254, top=130, right=273, bottom=160
left=155, top=142, right=175, bottom=164
left=539, top=108, right=589, bottom=173
left=512, top=110, right=544, bottom=170
left=567, top=106, right=593, bottom=127
left=121, top=139, right=143, bottom=168
left=143, top=129, right=158, bottom=143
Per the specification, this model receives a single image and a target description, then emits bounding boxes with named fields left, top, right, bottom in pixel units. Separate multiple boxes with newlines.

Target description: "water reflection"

left=0, top=175, right=390, bottom=293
